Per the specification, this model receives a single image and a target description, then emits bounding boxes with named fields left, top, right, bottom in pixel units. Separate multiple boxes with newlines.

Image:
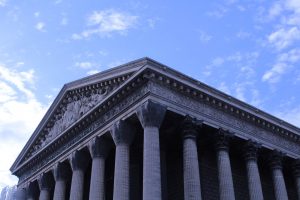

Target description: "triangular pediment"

left=11, top=58, right=150, bottom=170
left=11, top=57, right=300, bottom=179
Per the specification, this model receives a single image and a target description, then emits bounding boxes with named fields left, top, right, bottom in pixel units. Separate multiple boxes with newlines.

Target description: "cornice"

left=142, top=64, right=300, bottom=139
left=11, top=57, right=300, bottom=183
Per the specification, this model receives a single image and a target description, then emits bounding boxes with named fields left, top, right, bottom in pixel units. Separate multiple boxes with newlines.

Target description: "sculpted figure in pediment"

left=33, top=87, right=112, bottom=155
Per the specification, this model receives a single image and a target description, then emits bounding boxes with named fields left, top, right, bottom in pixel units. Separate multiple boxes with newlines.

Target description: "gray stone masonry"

left=53, top=162, right=68, bottom=200
left=137, top=100, right=166, bottom=200
left=269, top=151, right=288, bottom=200
left=243, top=141, right=264, bottom=200
left=111, top=120, right=135, bottom=200
left=69, top=150, right=89, bottom=200
left=88, top=136, right=112, bottom=200
left=215, top=130, right=236, bottom=200
left=26, top=183, right=36, bottom=200
left=38, top=173, right=52, bottom=200
left=181, top=116, right=202, bottom=200
left=292, top=160, right=300, bottom=200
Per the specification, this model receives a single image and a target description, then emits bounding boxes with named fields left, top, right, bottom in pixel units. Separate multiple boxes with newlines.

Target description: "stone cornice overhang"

left=11, top=57, right=300, bottom=184
left=10, top=58, right=149, bottom=172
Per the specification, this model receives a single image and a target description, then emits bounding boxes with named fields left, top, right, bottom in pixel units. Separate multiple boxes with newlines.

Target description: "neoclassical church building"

left=11, top=58, right=300, bottom=200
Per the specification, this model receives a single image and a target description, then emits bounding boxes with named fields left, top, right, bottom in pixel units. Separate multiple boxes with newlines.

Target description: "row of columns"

left=180, top=116, right=300, bottom=200
left=16, top=100, right=300, bottom=200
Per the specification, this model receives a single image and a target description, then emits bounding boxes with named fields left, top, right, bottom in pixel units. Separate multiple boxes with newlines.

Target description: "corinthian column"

left=111, top=120, right=135, bottom=200
left=292, top=160, right=300, bottom=200
left=293, top=159, right=300, bottom=199
left=26, top=182, right=38, bottom=200
left=269, top=151, right=288, bottom=200
left=88, top=136, right=112, bottom=200
left=243, top=141, right=263, bottom=200
left=215, top=129, right=235, bottom=200
left=53, top=162, right=69, bottom=200
left=38, top=173, right=53, bottom=200
left=69, top=150, right=89, bottom=200
left=137, top=100, right=166, bottom=200
left=181, top=116, right=202, bottom=200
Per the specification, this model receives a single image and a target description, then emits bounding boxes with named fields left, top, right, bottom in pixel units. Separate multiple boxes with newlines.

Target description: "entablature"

left=12, top=58, right=300, bottom=185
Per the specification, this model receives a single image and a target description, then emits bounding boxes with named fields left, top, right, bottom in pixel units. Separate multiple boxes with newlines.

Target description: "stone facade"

left=11, top=58, right=300, bottom=199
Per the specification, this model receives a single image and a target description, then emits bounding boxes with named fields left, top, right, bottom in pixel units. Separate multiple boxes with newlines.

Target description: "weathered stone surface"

left=137, top=101, right=166, bottom=200
left=215, top=129, right=235, bottom=200
left=88, top=137, right=112, bottom=200
left=38, top=173, right=53, bottom=200
left=111, top=120, right=135, bottom=200
left=243, top=140, right=263, bottom=200
left=181, top=116, right=202, bottom=200
left=52, top=162, right=69, bottom=200
left=69, top=150, right=89, bottom=200
left=136, top=100, right=166, bottom=128
left=269, top=151, right=288, bottom=200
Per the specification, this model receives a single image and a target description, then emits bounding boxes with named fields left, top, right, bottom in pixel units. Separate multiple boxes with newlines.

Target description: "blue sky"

left=0, top=0, right=300, bottom=189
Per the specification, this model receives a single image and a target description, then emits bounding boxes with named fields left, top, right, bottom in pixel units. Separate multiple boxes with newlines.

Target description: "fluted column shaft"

left=53, top=180, right=66, bottom=200
left=38, top=173, right=53, bottom=200
left=215, top=130, right=235, bottom=200
left=160, top=144, right=168, bottom=200
left=26, top=183, right=38, bottom=200
left=137, top=100, right=166, bottom=200
left=293, top=160, right=300, bottom=200
left=269, top=151, right=288, bottom=200
left=90, top=157, right=105, bottom=199
left=144, top=126, right=161, bottom=199
left=39, top=190, right=50, bottom=200
left=69, top=150, right=89, bottom=200
left=53, top=163, right=68, bottom=200
left=115, top=144, right=130, bottom=199
left=243, top=141, right=263, bottom=200
left=182, top=117, right=202, bottom=200
left=111, top=120, right=135, bottom=200
left=89, top=137, right=112, bottom=200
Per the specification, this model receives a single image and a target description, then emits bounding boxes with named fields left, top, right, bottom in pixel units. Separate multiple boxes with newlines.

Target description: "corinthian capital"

left=136, top=100, right=166, bottom=128
left=243, top=140, right=261, bottom=161
left=181, top=115, right=202, bottom=139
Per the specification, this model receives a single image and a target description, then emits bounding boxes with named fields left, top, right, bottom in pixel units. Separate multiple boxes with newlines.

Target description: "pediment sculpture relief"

left=29, top=86, right=113, bottom=156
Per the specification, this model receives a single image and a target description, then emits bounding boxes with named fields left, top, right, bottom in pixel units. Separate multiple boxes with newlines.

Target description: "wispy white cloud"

left=72, top=9, right=138, bottom=39
left=236, top=31, right=251, bottom=39
left=268, top=27, right=300, bottom=50
left=147, top=18, right=160, bottom=29
left=262, top=63, right=288, bottom=83
left=198, top=30, right=212, bottom=43
left=0, top=64, right=48, bottom=188
left=262, top=48, right=300, bottom=83
left=206, top=5, right=228, bottom=18
left=217, top=82, right=231, bottom=94
left=75, top=61, right=95, bottom=69
left=0, top=0, right=7, bottom=7
left=34, top=11, right=40, bottom=18
left=203, top=51, right=262, bottom=107
left=35, top=22, right=46, bottom=32
left=275, top=105, right=300, bottom=128
left=61, top=17, right=68, bottom=26
left=87, top=69, right=100, bottom=75
left=268, top=2, right=283, bottom=20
